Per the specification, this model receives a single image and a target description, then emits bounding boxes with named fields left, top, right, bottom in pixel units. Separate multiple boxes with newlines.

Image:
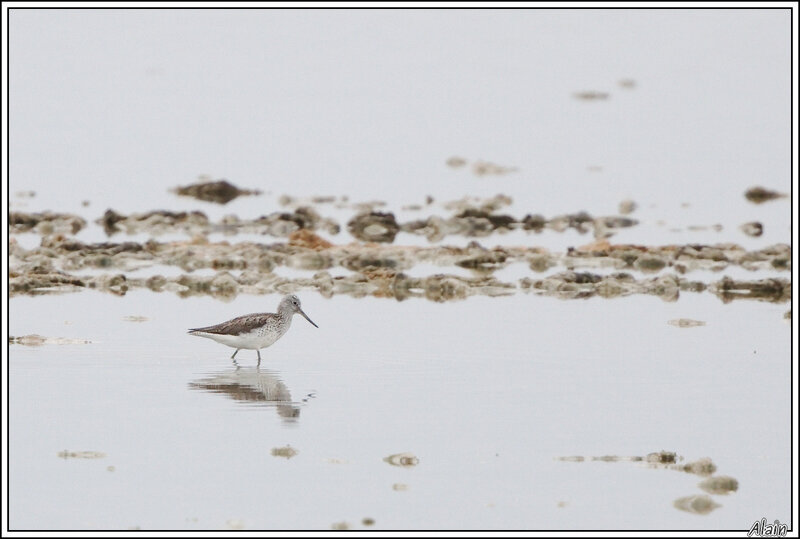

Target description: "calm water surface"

left=9, top=290, right=790, bottom=529
left=7, top=8, right=793, bottom=531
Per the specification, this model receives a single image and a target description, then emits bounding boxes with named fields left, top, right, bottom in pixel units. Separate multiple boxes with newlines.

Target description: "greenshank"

left=189, top=294, right=318, bottom=362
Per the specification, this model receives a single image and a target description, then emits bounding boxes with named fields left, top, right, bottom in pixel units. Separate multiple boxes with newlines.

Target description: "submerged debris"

left=744, top=186, right=787, bottom=204
left=573, top=91, right=610, bottom=100
left=567, top=453, right=676, bottom=464
left=557, top=451, right=694, bottom=470
left=555, top=456, right=585, bottom=462
left=667, top=319, right=706, bottom=328
left=618, top=199, right=637, bottom=215
left=270, top=445, right=299, bottom=459
left=446, top=156, right=467, bottom=168
left=173, top=177, right=261, bottom=204
left=444, top=157, right=517, bottom=175
left=472, top=160, right=518, bottom=176
left=10, top=334, right=92, bottom=345
left=122, top=315, right=149, bottom=322
left=58, top=450, right=106, bottom=459
left=384, top=452, right=419, bottom=467
left=225, top=519, right=245, bottom=530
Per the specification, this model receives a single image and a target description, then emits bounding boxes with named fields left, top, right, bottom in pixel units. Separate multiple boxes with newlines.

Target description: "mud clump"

left=547, top=212, right=637, bottom=239
left=698, top=476, right=738, bottom=495
left=634, top=256, right=667, bottom=273
left=548, top=211, right=594, bottom=234
left=99, top=209, right=210, bottom=236
left=455, top=250, right=508, bottom=272
left=423, top=274, right=470, bottom=302
left=573, top=90, right=610, bottom=100
left=10, top=234, right=792, bottom=303
left=740, top=221, right=763, bottom=237
left=173, top=178, right=261, bottom=204
left=10, top=211, right=86, bottom=235
left=521, top=271, right=675, bottom=301
left=10, top=267, right=87, bottom=295
left=97, top=207, right=336, bottom=238
left=471, top=160, right=518, bottom=176
left=673, top=457, right=717, bottom=477
left=522, top=214, right=547, bottom=232
left=673, top=495, right=721, bottom=515
left=645, top=451, right=678, bottom=464
left=712, top=276, right=790, bottom=304
left=10, top=334, right=92, bottom=345
left=443, top=194, right=513, bottom=213
left=347, top=212, right=400, bottom=243
left=455, top=209, right=516, bottom=233
left=744, top=186, right=787, bottom=204
left=446, top=156, right=467, bottom=168
left=261, top=206, right=321, bottom=233
left=270, top=445, right=299, bottom=459
left=445, top=158, right=516, bottom=175
left=288, top=229, right=333, bottom=250
left=384, top=452, right=419, bottom=467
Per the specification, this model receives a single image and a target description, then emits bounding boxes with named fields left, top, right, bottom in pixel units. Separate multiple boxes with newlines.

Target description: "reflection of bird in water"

left=188, top=294, right=318, bottom=363
left=188, top=367, right=302, bottom=421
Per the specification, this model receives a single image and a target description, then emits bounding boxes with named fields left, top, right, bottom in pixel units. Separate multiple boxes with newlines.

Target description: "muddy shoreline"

left=9, top=193, right=791, bottom=305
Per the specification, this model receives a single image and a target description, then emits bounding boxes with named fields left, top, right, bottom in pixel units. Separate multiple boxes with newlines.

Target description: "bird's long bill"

left=299, top=308, right=319, bottom=328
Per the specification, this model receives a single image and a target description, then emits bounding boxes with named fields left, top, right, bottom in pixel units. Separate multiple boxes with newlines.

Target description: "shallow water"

left=8, top=288, right=790, bottom=530
left=7, top=8, right=793, bottom=532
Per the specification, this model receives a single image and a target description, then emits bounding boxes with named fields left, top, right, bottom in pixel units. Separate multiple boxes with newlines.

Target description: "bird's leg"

left=231, top=349, right=239, bottom=359
left=257, top=349, right=262, bottom=365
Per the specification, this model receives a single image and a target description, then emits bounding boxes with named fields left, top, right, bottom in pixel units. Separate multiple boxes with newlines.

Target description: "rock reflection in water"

left=188, top=367, right=301, bottom=421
